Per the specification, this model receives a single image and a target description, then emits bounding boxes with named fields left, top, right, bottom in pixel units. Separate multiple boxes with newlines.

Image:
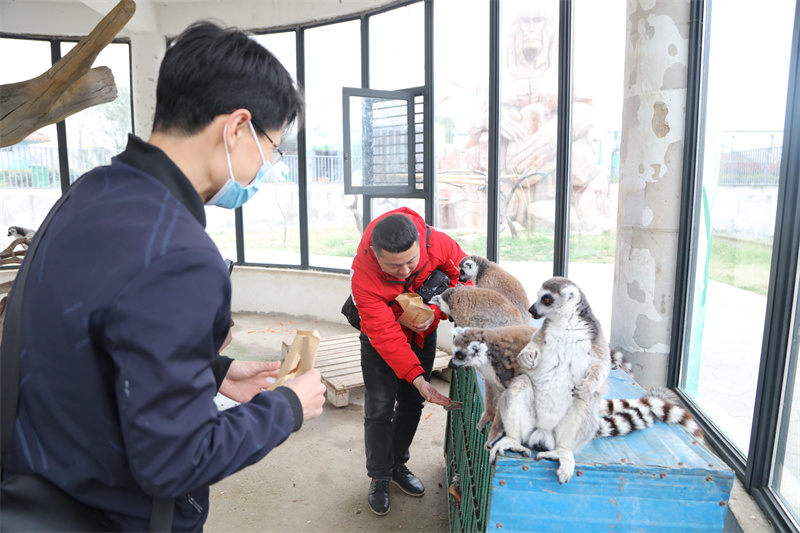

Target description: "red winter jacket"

left=350, top=207, right=469, bottom=383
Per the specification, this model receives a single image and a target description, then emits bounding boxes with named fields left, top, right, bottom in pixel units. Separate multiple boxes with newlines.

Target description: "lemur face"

left=529, top=278, right=580, bottom=320
left=459, top=258, right=478, bottom=283
left=428, top=292, right=450, bottom=315
left=448, top=328, right=489, bottom=369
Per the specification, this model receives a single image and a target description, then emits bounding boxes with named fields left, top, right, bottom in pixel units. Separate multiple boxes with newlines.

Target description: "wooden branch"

left=0, top=0, right=135, bottom=147
left=0, top=238, right=28, bottom=262
left=0, top=281, right=14, bottom=295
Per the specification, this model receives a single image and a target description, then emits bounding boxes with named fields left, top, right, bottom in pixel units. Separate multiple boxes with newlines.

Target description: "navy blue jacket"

left=1, top=135, right=302, bottom=531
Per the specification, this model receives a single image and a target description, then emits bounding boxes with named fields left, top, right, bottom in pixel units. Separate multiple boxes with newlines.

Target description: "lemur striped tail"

left=596, top=387, right=703, bottom=439
left=610, top=349, right=633, bottom=375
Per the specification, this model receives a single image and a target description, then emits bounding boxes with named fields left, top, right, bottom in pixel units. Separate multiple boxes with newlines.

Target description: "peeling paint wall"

left=610, top=0, right=690, bottom=388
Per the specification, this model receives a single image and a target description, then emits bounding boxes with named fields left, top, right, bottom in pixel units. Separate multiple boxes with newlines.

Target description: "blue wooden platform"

left=446, top=368, right=735, bottom=533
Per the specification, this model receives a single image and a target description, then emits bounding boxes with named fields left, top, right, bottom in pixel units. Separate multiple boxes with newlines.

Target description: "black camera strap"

left=1, top=177, right=175, bottom=532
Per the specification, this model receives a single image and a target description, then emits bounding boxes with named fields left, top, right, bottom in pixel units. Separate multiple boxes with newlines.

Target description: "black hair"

left=152, top=21, right=304, bottom=136
left=372, top=214, right=419, bottom=255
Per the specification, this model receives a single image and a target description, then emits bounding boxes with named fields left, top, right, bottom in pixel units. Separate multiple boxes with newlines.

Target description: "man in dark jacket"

left=350, top=207, right=468, bottom=515
left=1, top=22, right=326, bottom=531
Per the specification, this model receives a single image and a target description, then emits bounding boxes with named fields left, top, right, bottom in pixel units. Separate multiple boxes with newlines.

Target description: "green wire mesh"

left=445, top=367, right=493, bottom=532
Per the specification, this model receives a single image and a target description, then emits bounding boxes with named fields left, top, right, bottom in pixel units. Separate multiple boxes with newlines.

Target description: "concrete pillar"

left=610, top=0, right=690, bottom=388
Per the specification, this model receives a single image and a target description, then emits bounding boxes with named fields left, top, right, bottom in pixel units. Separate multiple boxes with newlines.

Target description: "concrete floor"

left=204, top=311, right=774, bottom=533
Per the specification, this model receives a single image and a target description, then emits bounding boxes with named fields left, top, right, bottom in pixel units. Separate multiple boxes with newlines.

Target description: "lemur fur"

left=429, top=286, right=525, bottom=328
left=449, top=324, right=691, bottom=464
left=598, top=387, right=703, bottom=438
left=512, top=277, right=611, bottom=483
left=7, top=226, right=35, bottom=249
left=448, top=325, right=538, bottom=447
left=458, top=255, right=530, bottom=321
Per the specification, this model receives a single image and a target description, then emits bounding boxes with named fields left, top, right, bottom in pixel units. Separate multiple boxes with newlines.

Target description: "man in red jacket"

left=350, top=207, right=468, bottom=515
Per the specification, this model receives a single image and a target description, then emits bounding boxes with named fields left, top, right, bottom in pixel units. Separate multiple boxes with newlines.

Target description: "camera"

left=416, top=269, right=450, bottom=303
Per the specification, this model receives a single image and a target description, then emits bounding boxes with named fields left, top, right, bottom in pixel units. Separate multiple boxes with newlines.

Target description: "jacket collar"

left=116, top=134, right=207, bottom=228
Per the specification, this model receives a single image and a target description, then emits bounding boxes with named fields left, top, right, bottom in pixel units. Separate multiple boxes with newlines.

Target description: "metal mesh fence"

left=445, top=367, right=493, bottom=533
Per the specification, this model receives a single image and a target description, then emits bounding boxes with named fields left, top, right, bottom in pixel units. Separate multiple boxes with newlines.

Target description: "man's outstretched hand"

left=412, top=375, right=453, bottom=406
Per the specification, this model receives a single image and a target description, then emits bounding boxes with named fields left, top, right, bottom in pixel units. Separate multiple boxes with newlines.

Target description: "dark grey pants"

left=360, top=331, right=437, bottom=479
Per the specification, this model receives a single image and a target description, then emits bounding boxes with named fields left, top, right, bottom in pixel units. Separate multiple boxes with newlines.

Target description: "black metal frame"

left=670, top=1, right=800, bottom=531
left=342, top=87, right=418, bottom=196
left=486, top=0, right=501, bottom=263
left=747, top=3, right=800, bottom=529
left=553, top=0, right=573, bottom=277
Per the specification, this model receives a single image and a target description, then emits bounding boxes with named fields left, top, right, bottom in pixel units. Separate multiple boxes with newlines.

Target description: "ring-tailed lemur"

left=458, top=255, right=530, bottom=322
left=7, top=226, right=35, bottom=249
left=449, top=324, right=701, bottom=466
left=429, top=286, right=525, bottom=328
left=448, top=325, right=538, bottom=446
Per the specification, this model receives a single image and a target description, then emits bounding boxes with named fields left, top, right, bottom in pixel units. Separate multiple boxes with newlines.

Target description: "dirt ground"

left=204, top=312, right=452, bottom=533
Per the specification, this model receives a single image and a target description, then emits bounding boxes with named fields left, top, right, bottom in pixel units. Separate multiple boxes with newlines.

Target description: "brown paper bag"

left=395, top=292, right=434, bottom=329
left=267, top=329, right=321, bottom=390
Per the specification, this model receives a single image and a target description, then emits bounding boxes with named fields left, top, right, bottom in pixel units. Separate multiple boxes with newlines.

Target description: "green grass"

left=708, top=236, right=773, bottom=297
left=208, top=226, right=772, bottom=297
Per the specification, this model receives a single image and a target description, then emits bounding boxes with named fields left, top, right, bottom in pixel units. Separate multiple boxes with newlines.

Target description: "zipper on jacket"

left=185, top=494, right=203, bottom=514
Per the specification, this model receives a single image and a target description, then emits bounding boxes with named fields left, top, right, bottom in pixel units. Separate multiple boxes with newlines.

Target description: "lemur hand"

left=518, top=342, right=540, bottom=369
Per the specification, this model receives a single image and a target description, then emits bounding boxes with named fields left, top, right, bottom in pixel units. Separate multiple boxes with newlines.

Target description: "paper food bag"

left=395, top=292, right=434, bottom=329
left=267, top=329, right=321, bottom=390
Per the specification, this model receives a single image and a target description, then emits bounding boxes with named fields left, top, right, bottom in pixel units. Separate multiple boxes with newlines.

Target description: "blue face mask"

left=206, top=121, right=272, bottom=209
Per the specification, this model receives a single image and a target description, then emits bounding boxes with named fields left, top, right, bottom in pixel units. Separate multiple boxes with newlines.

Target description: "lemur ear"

left=562, top=286, right=579, bottom=300
left=452, top=327, right=465, bottom=337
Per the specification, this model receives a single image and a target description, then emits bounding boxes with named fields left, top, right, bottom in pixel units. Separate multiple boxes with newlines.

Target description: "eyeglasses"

left=263, top=130, right=284, bottom=165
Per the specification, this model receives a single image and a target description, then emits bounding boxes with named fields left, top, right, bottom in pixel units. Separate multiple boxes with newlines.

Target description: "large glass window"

left=495, top=0, right=560, bottom=303
left=680, top=0, right=795, bottom=455
left=304, top=21, right=362, bottom=270
left=433, top=0, right=489, bottom=257
left=369, top=2, right=424, bottom=90
left=0, top=39, right=65, bottom=236
left=567, top=0, right=626, bottom=332
left=237, top=31, right=302, bottom=266
left=1, top=37, right=133, bottom=267
left=61, top=41, right=132, bottom=182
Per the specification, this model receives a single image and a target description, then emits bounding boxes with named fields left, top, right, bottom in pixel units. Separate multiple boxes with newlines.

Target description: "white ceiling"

left=1, top=0, right=400, bottom=39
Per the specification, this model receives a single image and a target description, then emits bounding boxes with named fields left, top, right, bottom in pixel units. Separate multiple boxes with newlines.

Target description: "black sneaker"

left=368, top=478, right=390, bottom=515
left=391, top=464, right=425, bottom=497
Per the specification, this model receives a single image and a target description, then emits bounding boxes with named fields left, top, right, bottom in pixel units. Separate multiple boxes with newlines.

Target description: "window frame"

left=668, top=1, right=800, bottom=531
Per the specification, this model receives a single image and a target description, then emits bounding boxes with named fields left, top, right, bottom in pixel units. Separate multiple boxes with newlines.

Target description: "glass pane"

left=243, top=32, right=301, bottom=266
left=680, top=0, right=795, bottom=455
left=369, top=2, right=424, bottom=90
left=348, top=95, right=411, bottom=190
left=371, top=198, right=426, bottom=221
left=568, top=0, right=626, bottom=332
left=61, top=41, right=132, bottom=182
left=497, top=0, right=559, bottom=301
left=305, top=21, right=362, bottom=270
left=0, top=38, right=62, bottom=236
left=772, top=265, right=800, bottom=521
left=205, top=209, right=237, bottom=263
left=433, top=0, right=489, bottom=257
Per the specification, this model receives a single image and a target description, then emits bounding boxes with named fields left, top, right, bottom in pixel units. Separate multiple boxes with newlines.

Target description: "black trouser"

left=360, top=331, right=437, bottom=480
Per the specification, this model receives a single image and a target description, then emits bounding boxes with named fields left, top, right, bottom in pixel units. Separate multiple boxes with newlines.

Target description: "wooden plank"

left=316, top=333, right=450, bottom=406
left=325, top=385, right=349, bottom=407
